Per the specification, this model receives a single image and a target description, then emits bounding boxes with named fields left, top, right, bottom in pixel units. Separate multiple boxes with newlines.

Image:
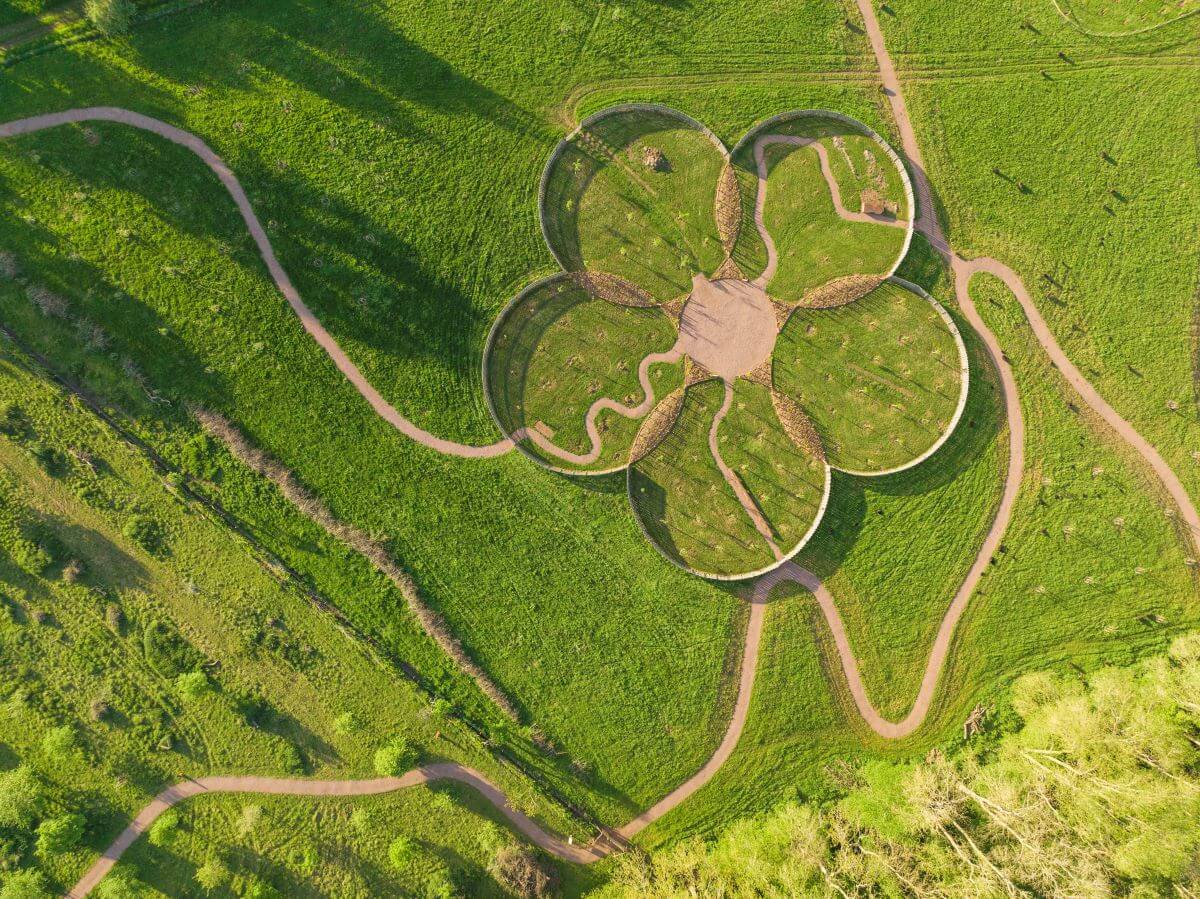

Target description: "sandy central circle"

left=677, top=275, right=778, bottom=380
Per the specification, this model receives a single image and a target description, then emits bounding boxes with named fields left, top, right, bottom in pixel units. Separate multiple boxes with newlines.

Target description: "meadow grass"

left=773, top=279, right=965, bottom=473
left=542, top=107, right=726, bottom=302
left=117, top=787, right=543, bottom=898
left=637, top=256, right=1198, bottom=849
left=757, top=142, right=907, bottom=303
left=1055, top=0, right=1199, bottom=33
left=484, top=275, right=682, bottom=471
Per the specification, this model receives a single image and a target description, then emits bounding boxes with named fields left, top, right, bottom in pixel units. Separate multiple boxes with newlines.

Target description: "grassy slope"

left=760, top=142, right=907, bottom=302
left=630, top=380, right=775, bottom=577
left=0, top=346, right=571, bottom=895
left=485, top=279, right=682, bottom=470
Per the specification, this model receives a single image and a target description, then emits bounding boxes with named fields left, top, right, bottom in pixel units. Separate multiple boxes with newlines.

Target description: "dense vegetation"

left=597, top=631, right=1200, bottom=896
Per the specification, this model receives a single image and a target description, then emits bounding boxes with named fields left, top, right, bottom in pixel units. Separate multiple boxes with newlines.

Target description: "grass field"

left=117, top=787, right=540, bottom=898
left=629, top=380, right=776, bottom=577
left=484, top=275, right=683, bottom=472
left=633, top=254, right=1198, bottom=850
left=541, top=107, right=727, bottom=303
left=773, top=279, right=965, bottom=474
left=1056, top=0, right=1199, bottom=32
left=0, top=0, right=1197, bottom=891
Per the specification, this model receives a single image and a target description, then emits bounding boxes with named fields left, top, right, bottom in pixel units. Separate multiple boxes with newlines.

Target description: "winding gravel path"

left=751, top=133, right=908, bottom=288
left=0, top=108, right=518, bottom=460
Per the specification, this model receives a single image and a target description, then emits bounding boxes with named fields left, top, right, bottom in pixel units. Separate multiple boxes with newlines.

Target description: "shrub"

left=24, top=286, right=68, bottom=319
left=121, top=515, right=162, bottom=555
left=83, top=0, right=135, bottom=35
left=41, top=725, right=77, bottom=762
left=388, top=834, right=416, bottom=869
left=490, top=845, right=558, bottom=899
left=147, top=810, right=181, bottom=847
left=0, top=869, right=50, bottom=899
left=9, top=537, right=51, bottom=576
left=333, top=711, right=360, bottom=736
left=36, top=813, right=85, bottom=856
left=0, top=404, right=29, bottom=439
left=174, top=670, right=211, bottom=702
left=373, top=736, right=418, bottom=777
left=0, top=252, right=19, bottom=282
left=0, top=766, right=39, bottom=828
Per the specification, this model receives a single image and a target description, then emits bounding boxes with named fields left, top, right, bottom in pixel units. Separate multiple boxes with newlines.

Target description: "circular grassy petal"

left=772, top=279, right=967, bottom=475
left=541, top=107, right=727, bottom=303
left=484, top=275, right=684, bottom=474
left=629, top=378, right=828, bottom=580
left=729, top=113, right=912, bottom=305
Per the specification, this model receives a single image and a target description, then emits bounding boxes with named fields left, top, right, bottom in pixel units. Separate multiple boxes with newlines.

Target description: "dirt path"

left=0, top=108, right=517, bottom=460
left=751, top=133, right=908, bottom=288
left=524, top=342, right=683, bottom=466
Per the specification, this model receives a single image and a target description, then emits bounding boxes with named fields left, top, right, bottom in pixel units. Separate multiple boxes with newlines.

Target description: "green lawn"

left=1056, top=0, right=1199, bottom=32
left=629, top=380, right=776, bottom=578
left=541, top=106, right=727, bottom=303
left=484, top=274, right=683, bottom=472
left=729, top=113, right=910, bottom=290
left=773, top=279, right=966, bottom=474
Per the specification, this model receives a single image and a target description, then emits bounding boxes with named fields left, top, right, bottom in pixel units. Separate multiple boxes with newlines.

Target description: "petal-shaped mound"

left=484, top=274, right=684, bottom=474
left=629, top=378, right=829, bottom=580
left=540, top=106, right=728, bottom=304
left=729, top=112, right=913, bottom=307
left=772, top=279, right=968, bottom=475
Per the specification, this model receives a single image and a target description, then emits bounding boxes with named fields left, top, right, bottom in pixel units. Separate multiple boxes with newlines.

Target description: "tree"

left=83, top=0, right=134, bottom=35
left=194, top=858, right=229, bottom=894
left=174, top=671, right=211, bottom=702
left=0, top=870, right=50, bottom=899
left=0, top=766, right=42, bottom=828
left=373, top=737, right=417, bottom=777
left=92, top=870, right=144, bottom=899
left=36, top=813, right=85, bottom=856
left=41, top=725, right=77, bottom=762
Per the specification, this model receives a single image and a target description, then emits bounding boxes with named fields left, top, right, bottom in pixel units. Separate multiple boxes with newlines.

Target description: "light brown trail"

left=0, top=108, right=517, bottom=459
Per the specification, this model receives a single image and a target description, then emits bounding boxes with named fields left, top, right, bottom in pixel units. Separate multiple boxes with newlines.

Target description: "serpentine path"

left=5, top=6, right=1197, bottom=890
left=751, top=133, right=909, bottom=288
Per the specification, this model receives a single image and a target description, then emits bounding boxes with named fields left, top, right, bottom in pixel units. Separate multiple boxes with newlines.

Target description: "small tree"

left=194, top=858, right=229, bottom=894
left=36, top=813, right=86, bottom=856
left=0, top=869, right=50, bottom=899
left=84, top=0, right=135, bottom=35
left=388, top=835, right=416, bottom=870
left=93, top=870, right=144, bottom=899
left=41, top=725, right=77, bottom=763
left=373, top=737, right=417, bottom=777
left=0, top=766, right=42, bottom=828
left=240, top=877, right=281, bottom=899
left=332, top=711, right=360, bottom=736
left=175, top=671, right=211, bottom=702
left=148, top=810, right=181, bottom=847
